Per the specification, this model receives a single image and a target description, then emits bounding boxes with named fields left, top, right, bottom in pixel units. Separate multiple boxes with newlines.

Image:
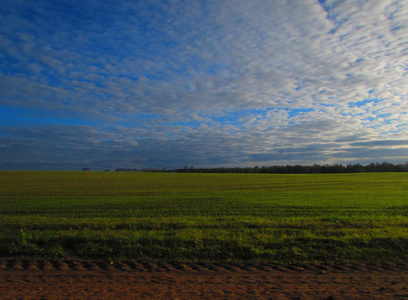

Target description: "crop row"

left=0, top=171, right=407, bottom=263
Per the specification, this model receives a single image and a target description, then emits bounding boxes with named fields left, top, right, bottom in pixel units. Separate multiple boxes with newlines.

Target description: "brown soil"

left=1, top=259, right=408, bottom=299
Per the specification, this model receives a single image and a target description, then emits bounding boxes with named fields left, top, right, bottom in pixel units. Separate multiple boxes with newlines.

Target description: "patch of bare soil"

left=1, top=259, right=408, bottom=299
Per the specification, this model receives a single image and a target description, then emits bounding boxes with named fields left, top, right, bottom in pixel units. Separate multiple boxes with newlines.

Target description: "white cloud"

left=0, top=0, right=407, bottom=169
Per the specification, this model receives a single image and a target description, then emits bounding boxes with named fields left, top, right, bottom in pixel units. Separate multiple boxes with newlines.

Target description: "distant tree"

left=170, top=161, right=407, bottom=174
left=379, top=161, right=393, bottom=172
left=395, top=163, right=408, bottom=172
left=346, top=164, right=365, bottom=173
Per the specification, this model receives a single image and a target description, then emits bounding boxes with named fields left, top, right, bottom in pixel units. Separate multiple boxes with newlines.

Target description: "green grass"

left=0, top=171, right=407, bottom=263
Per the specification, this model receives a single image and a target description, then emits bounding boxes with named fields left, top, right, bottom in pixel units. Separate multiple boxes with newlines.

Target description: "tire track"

left=1, top=258, right=407, bottom=274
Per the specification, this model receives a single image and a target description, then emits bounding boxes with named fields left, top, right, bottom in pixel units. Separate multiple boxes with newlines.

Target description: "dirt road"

left=1, top=259, right=408, bottom=299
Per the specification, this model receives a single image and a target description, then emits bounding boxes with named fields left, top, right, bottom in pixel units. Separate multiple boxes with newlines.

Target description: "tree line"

left=174, top=162, right=408, bottom=174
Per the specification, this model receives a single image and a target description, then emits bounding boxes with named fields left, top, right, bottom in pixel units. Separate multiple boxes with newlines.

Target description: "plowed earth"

left=1, top=259, right=408, bottom=299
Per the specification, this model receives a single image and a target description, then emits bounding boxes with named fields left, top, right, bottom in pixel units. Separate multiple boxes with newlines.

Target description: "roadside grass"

left=0, top=171, right=407, bottom=263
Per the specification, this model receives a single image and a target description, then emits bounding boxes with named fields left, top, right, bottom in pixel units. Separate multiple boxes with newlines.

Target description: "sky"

left=0, top=0, right=407, bottom=171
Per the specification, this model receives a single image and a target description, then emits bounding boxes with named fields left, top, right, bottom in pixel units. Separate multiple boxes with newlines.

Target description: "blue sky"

left=0, top=0, right=407, bottom=170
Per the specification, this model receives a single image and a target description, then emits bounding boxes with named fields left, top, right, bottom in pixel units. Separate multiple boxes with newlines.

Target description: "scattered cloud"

left=0, top=0, right=407, bottom=170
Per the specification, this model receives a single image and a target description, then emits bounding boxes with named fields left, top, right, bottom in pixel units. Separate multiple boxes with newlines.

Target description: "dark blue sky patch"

left=0, top=105, right=99, bottom=127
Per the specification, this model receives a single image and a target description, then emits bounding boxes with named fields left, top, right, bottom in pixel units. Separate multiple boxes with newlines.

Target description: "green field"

left=0, top=171, right=407, bottom=264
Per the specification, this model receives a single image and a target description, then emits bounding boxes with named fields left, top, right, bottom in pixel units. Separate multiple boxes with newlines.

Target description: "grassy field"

left=0, top=171, right=407, bottom=264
